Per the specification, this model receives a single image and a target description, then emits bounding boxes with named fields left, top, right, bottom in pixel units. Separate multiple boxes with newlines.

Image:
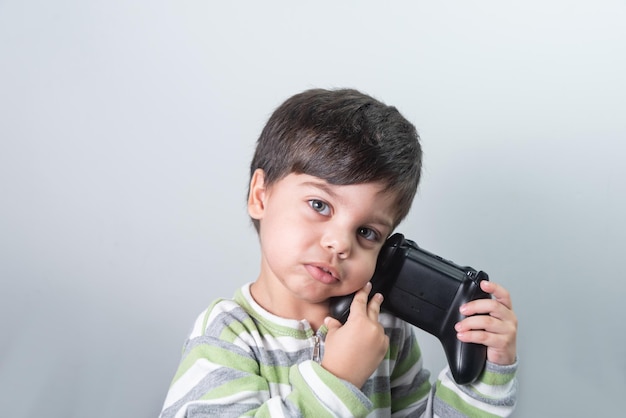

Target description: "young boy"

left=159, top=88, right=518, bottom=417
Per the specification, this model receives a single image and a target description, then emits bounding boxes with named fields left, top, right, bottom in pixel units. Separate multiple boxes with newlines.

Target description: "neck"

left=249, top=280, right=329, bottom=331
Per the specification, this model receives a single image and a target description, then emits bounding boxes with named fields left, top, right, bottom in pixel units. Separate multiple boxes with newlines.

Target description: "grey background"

left=1, top=1, right=624, bottom=417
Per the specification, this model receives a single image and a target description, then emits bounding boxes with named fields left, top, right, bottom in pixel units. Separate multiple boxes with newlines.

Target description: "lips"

left=305, top=263, right=340, bottom=284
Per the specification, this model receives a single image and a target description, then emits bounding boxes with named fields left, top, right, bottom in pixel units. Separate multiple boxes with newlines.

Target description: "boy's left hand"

left=454, top=280, right=517, bottom=366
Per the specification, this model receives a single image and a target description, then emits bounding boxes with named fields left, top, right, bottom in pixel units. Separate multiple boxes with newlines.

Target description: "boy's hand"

left=322, top=282, right=389, bottom=388
left=455, top=280, right=518, bottom=366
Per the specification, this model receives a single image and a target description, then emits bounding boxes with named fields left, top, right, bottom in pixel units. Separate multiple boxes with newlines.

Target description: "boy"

left=159, top=88, right=518, bottom=417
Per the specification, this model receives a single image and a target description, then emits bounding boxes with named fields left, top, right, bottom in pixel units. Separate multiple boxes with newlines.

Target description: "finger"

left=456, top=314, right=513, bottom=335
left=460, top=298, right=512, bottom=320
left=366, top=293, right=384, bottom=321
left=480, top=281, right=513, bottom=310
left=456, top=328, right=512, bottom=349
left=348, top=282, right=372, bottom=317
left=456, top=324, right=517, bottom=366
left=324, top=316, right=343, bottom=333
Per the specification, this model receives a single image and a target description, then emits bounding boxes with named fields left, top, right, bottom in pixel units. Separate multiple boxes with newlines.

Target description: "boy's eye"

left=358, top=227, right=379, bottom=242
left=308, top=199, right=331, bottom=216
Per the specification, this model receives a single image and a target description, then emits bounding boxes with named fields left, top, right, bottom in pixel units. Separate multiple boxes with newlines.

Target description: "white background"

left=1, top=1, right=624, bottom=416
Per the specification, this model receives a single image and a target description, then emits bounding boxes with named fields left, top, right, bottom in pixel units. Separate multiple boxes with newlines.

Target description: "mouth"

left=306, top=264, right=340, bottom=284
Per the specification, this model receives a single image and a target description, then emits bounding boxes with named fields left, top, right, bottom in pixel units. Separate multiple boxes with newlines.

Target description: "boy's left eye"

left=308, top=199, right=331, bottom=216
left=358, top=227, right=379, bottom=242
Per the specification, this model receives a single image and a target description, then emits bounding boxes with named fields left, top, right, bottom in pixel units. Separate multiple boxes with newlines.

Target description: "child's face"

left=248, top=169, right=399, bottom=314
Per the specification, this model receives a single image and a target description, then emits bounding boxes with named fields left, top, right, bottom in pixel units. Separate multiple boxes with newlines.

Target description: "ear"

left=247, top=168, right=267, bottom=220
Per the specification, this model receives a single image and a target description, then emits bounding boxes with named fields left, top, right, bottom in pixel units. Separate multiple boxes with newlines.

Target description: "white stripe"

left=471, top=377, right=515, bottom=398
left=188, top=308, right=211, bottom=339
left=268, top=381, right=293, bottom=398
left=203, top=389, right=269, bottom=404
left=299, top=361, right=352, bottom=417
left=172, top=391, right=270, bottom=417
left=164, top=359, right=272, bottom=409
left=272, top=334, right=315, bottom=350
left=265, top=396, right=288, bottom=418
left=438, top=370, right=511, bottom=417
left=230, top=328, right=313, bottom=356
left=233, top=331, right=259, bottom=352
left=162, top=358, right=219, bottom=409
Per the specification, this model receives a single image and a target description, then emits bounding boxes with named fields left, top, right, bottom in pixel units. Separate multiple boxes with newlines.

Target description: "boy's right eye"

left=308, top=199, right=331, bottom=216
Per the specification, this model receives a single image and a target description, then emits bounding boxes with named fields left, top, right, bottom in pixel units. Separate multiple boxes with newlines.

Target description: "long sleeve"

left=377, top=316, right=517, bottom=417
left=159, top=297, right=372, bottom=418
left=432, top=360, right=517, bottom=417
left=159, top=285, right=517, bottom=418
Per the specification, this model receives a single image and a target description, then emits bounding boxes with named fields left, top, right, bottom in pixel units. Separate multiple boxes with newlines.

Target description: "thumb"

left=324, top=316, right=342, bottom=333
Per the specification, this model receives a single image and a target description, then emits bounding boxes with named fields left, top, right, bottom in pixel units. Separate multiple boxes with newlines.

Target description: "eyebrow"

left=369, top=213, right=395, bottom=233
left=301, top=180, right=339, bottom=198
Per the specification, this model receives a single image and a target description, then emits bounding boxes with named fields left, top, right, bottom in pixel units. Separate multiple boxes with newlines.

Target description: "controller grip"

left=442, top=334, right=487, bottom=385
left=440, top=275, right=489, bottom=384
left=328, top=294, right=353, bottom=325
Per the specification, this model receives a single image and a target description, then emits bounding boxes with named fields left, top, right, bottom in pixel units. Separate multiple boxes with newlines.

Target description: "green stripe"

left=436, top=381, right=502, bottom=418
left=390, top=339, right=421, bottom=380
left=259, top=363, right=290, bottom=384
left=310, top=362, right=371, bottom=417
left=478, top=368, right=516, bottom=386
left=369, top=390, right=391, bottom=409
left=288, top=365, right=336, bottom=418
left=201, top=374, right=268, bottom=400
left=171, top=343, right=259, bottom=386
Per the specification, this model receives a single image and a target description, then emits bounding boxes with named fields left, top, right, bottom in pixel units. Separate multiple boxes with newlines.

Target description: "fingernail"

left=455, top=322, right=462, bottom=331
left=459, top=305, right=468, bottom=314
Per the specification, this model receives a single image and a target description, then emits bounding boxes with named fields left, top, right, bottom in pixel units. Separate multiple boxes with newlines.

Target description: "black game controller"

left=329, top=233, right=490, bottom=384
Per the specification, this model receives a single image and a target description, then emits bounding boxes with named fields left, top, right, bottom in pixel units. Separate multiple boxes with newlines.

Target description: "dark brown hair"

left=249, top=88, right=422, bottom=230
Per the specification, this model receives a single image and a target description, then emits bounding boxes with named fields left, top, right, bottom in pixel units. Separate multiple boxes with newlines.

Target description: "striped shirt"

left=160, top=283, right=517, bottom=417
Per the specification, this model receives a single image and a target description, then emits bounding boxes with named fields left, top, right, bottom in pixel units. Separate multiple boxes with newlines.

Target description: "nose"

left=321, top=229, right=352, bottom=259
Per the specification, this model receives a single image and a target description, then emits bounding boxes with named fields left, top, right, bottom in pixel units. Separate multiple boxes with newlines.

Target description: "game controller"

left=328, top=233, right=490, bottom=384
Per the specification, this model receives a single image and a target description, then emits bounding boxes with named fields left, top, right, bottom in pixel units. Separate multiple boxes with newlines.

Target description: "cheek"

left=259, top=211, right=310, bottom=261
left=350, top=254, right=379, bottom=285
left=259, top=224, right=291, bottom=258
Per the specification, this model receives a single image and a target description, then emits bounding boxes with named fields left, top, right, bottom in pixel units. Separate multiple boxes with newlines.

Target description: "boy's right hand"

left=322, top=282, right=389, bottom=388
